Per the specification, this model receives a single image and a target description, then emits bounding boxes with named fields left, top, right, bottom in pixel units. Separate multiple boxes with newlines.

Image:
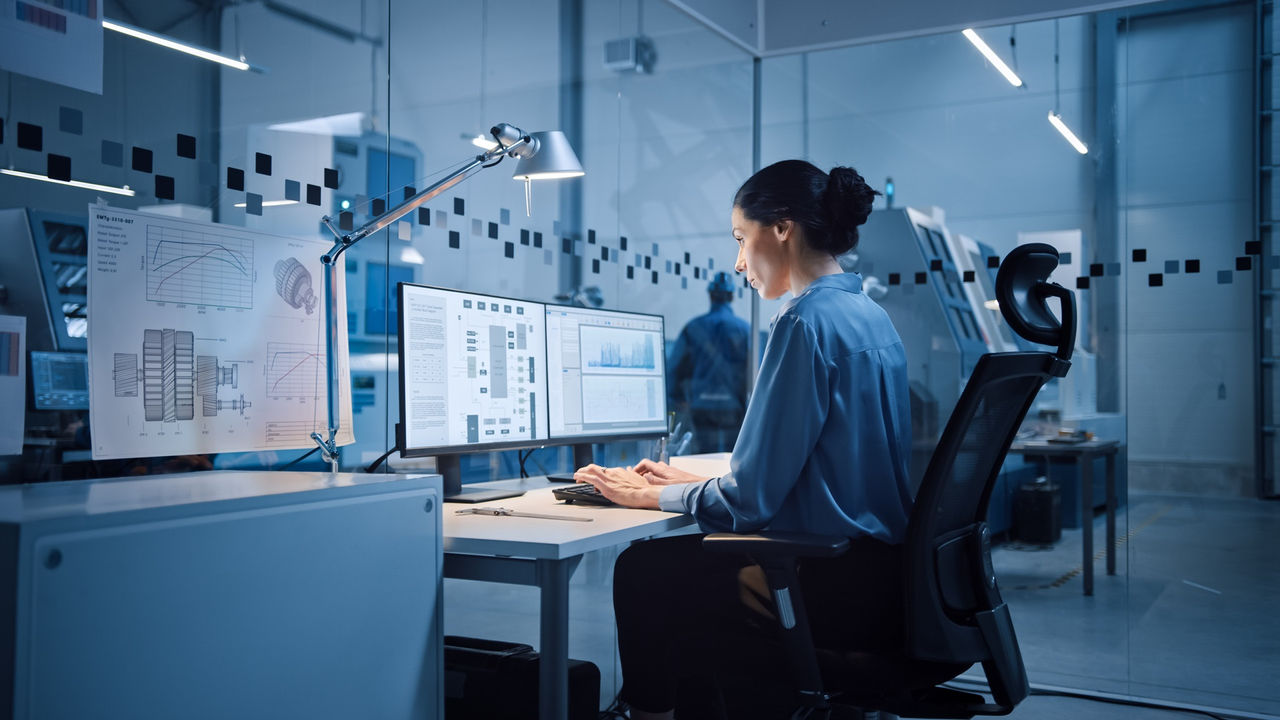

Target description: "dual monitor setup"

left=397, top=283, right=668, bottom=501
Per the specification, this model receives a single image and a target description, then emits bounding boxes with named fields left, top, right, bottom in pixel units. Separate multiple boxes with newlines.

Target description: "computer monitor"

left=545, top=304, right=667, bottom=466
left=30, top=351, right=90, bottom=410
left=397, top=282, right=549, bottom=502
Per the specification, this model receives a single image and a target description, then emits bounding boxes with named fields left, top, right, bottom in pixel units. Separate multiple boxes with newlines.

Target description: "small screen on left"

left=399, top=284, right=548, bottom=453
left=31, top=351, right=89, bottom=410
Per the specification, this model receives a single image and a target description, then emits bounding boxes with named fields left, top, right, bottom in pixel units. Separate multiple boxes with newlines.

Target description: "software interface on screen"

left=399, top=284, right=549, bottom=452
left=31, top=351, right=90, bottom=410
left=545, top=305, right=666, bottom=439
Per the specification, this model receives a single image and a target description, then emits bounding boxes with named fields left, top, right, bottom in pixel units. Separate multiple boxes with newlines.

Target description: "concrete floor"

left=443, top=491, right=1280, bottom=719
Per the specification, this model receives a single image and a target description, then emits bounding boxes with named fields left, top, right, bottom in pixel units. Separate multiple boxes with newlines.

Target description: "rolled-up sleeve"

left=663, top=314, right=830, bottom=532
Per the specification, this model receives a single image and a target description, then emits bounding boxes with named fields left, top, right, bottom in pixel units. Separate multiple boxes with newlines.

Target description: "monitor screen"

left=545, top=305, right=667, bottom=441
left=398, top=283, right=549, bottom=456
left=31, top=351, right=89, bottom=410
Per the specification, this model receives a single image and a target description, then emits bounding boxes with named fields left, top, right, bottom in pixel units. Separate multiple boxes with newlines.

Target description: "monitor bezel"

left=542, top=300, right=669, bottom=445
left=396, top=281, right=553, bottom=459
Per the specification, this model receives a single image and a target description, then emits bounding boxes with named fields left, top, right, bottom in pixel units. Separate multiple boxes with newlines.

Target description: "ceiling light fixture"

left=962, top=28, right=1023, bottom=87
left=233, top=199, right=299, bottom=208
left=1048, top=112, right=1088, bottom=155
left=1049, top=20, right=1088, bottom=155
left=1, top=168, right=136, bottom=196
left=103, top=19, right=266, bottom=73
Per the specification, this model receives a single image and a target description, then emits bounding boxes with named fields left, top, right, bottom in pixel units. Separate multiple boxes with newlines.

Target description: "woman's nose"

left=734, top=247, right=746, bottom=273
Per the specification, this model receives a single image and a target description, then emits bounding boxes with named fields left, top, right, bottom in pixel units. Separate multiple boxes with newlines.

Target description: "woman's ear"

left=775, top=219, right=792, bottom=242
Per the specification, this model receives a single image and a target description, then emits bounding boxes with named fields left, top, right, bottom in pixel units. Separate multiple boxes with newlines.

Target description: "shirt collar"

left=801, top=272, right=863, bottom=297
left=774, top=272, right=864, bottom=323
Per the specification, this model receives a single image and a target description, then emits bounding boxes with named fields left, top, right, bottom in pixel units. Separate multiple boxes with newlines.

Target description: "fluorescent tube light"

left=233, top=199, right=298, bottom=208
left=104, top=19, right=264, bottom=72
left=471, top=134, right=500, bottom=150
left=962, top=28, right=1023, bottom=87
left=1048, top=111, right=1089, bottom=154
left=1, top=168, right=136, bottom=196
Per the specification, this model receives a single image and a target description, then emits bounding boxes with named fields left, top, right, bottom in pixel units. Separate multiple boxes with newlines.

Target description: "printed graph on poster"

left=88, top=206, right=353, bottom=459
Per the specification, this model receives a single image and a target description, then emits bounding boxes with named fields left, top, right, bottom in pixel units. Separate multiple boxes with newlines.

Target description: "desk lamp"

left=313, top=123, right=584, bottom=469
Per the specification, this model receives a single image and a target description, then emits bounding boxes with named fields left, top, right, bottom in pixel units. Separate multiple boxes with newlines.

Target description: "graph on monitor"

left=580, top=325, right=659, bottom=371
left=146, top=226, right=254, bottom=309
left=545, top=305, right=666, bottom=440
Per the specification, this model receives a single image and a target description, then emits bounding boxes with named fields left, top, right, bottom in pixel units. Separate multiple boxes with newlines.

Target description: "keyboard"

left=552, top=483, right=616, bottom=506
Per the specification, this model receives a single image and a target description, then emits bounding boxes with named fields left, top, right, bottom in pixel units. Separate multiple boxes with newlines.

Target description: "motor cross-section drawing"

left=114, top=328, right=249, bottom=421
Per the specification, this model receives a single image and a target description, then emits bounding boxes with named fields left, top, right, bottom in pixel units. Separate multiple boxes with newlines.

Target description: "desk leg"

left=538, top=556, right=582, bottom=720
left=1105, top=452, right=1117, bottom=576
left=1081, top=456, right=1094, bottom=596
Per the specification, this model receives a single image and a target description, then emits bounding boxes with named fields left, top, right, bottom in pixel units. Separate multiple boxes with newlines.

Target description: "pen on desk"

left=455, top=507, right=593, bottom=522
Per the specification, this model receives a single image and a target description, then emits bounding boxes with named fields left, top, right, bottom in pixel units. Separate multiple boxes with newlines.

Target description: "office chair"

left=703, top=243, right=1076, bottom=719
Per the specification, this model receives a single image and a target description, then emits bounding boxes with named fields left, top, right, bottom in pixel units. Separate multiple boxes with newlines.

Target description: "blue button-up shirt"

left=659, top=273, right=913, bottom=543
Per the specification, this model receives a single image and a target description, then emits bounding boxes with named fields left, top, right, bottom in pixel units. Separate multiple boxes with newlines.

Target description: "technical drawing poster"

left=87, top=205, right=353, bottom=460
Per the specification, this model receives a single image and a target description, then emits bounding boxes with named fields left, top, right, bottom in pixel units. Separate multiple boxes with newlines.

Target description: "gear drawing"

left=274, top=257, right=318, bottom=315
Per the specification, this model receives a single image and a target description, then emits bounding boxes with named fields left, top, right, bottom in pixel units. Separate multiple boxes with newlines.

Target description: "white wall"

left=1119, top=3, right=1254, bottom=491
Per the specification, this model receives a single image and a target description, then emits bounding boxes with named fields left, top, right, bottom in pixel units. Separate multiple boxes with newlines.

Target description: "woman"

left=576, top=160, right=913, bottom=720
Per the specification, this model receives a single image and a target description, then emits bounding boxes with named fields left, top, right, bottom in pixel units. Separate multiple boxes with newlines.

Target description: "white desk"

left=442, top=478, right=698, bottom=720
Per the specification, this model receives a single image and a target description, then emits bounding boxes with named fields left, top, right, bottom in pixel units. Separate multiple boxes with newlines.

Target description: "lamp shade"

left=512, top=131, right=585, bottom=181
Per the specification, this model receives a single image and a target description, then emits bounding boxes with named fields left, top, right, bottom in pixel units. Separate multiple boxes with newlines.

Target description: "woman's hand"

left=630, top=458, right=708, bottom=486
left=573, top=464, right=663, bottom=509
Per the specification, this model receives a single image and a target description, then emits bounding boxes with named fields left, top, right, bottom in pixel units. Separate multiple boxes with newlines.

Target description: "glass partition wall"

left=390, top=0, right=756, bottom=707
left=3, top=0, right=1277, bottom=715
left=0, top=2, right=399, bottom=478
left=759, top=1, right=1277, bottom=715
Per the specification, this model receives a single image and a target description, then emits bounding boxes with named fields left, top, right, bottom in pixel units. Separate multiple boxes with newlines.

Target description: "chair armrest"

left=702, top=531, right=850, bottom=560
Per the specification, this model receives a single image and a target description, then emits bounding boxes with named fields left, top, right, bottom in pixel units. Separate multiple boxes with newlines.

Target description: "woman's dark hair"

left=732, top=160, right=880, bottom=255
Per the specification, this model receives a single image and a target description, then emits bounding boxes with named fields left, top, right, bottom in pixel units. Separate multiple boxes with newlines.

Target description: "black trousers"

left=613, top=533, right=904, bottom=717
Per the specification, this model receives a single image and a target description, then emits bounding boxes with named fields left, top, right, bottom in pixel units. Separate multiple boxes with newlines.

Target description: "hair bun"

left=824, top=166, right=878, bottom=230
left=733, top=159, right=880, bottom=257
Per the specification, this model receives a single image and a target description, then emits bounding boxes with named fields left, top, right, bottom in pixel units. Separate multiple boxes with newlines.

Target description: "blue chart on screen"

left=582, top=327, right=658, bottom=370
left=545, top=305, right=667, bottom=439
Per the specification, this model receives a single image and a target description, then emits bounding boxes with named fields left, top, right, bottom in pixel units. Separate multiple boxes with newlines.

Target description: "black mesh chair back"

left=903, top=242, right=1074, bottom=712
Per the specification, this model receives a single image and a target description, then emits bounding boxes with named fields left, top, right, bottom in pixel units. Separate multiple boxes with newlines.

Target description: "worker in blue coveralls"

left=576, top=160, right=912, bottom=720
left=667, top=271, right=750, bottom=454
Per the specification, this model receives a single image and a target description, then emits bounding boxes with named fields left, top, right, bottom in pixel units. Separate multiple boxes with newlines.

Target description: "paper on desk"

left=670, top=452, right=731, bottom=478
left=0, top=315, right=26, bottom=455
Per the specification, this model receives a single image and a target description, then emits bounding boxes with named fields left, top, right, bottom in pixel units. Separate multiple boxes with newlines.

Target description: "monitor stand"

left=572, top=443, right=594, bottom=471
left=436, top=454, right=525, bottom=503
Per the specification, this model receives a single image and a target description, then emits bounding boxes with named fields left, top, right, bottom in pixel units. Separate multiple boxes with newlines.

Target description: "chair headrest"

left=994, top=243, right=1076, bottom=363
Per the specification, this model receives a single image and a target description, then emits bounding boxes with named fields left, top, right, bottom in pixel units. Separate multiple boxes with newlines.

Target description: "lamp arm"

left=311, top=129, right=534, bottom=469
left=320, top=133, right=532, bottom=254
